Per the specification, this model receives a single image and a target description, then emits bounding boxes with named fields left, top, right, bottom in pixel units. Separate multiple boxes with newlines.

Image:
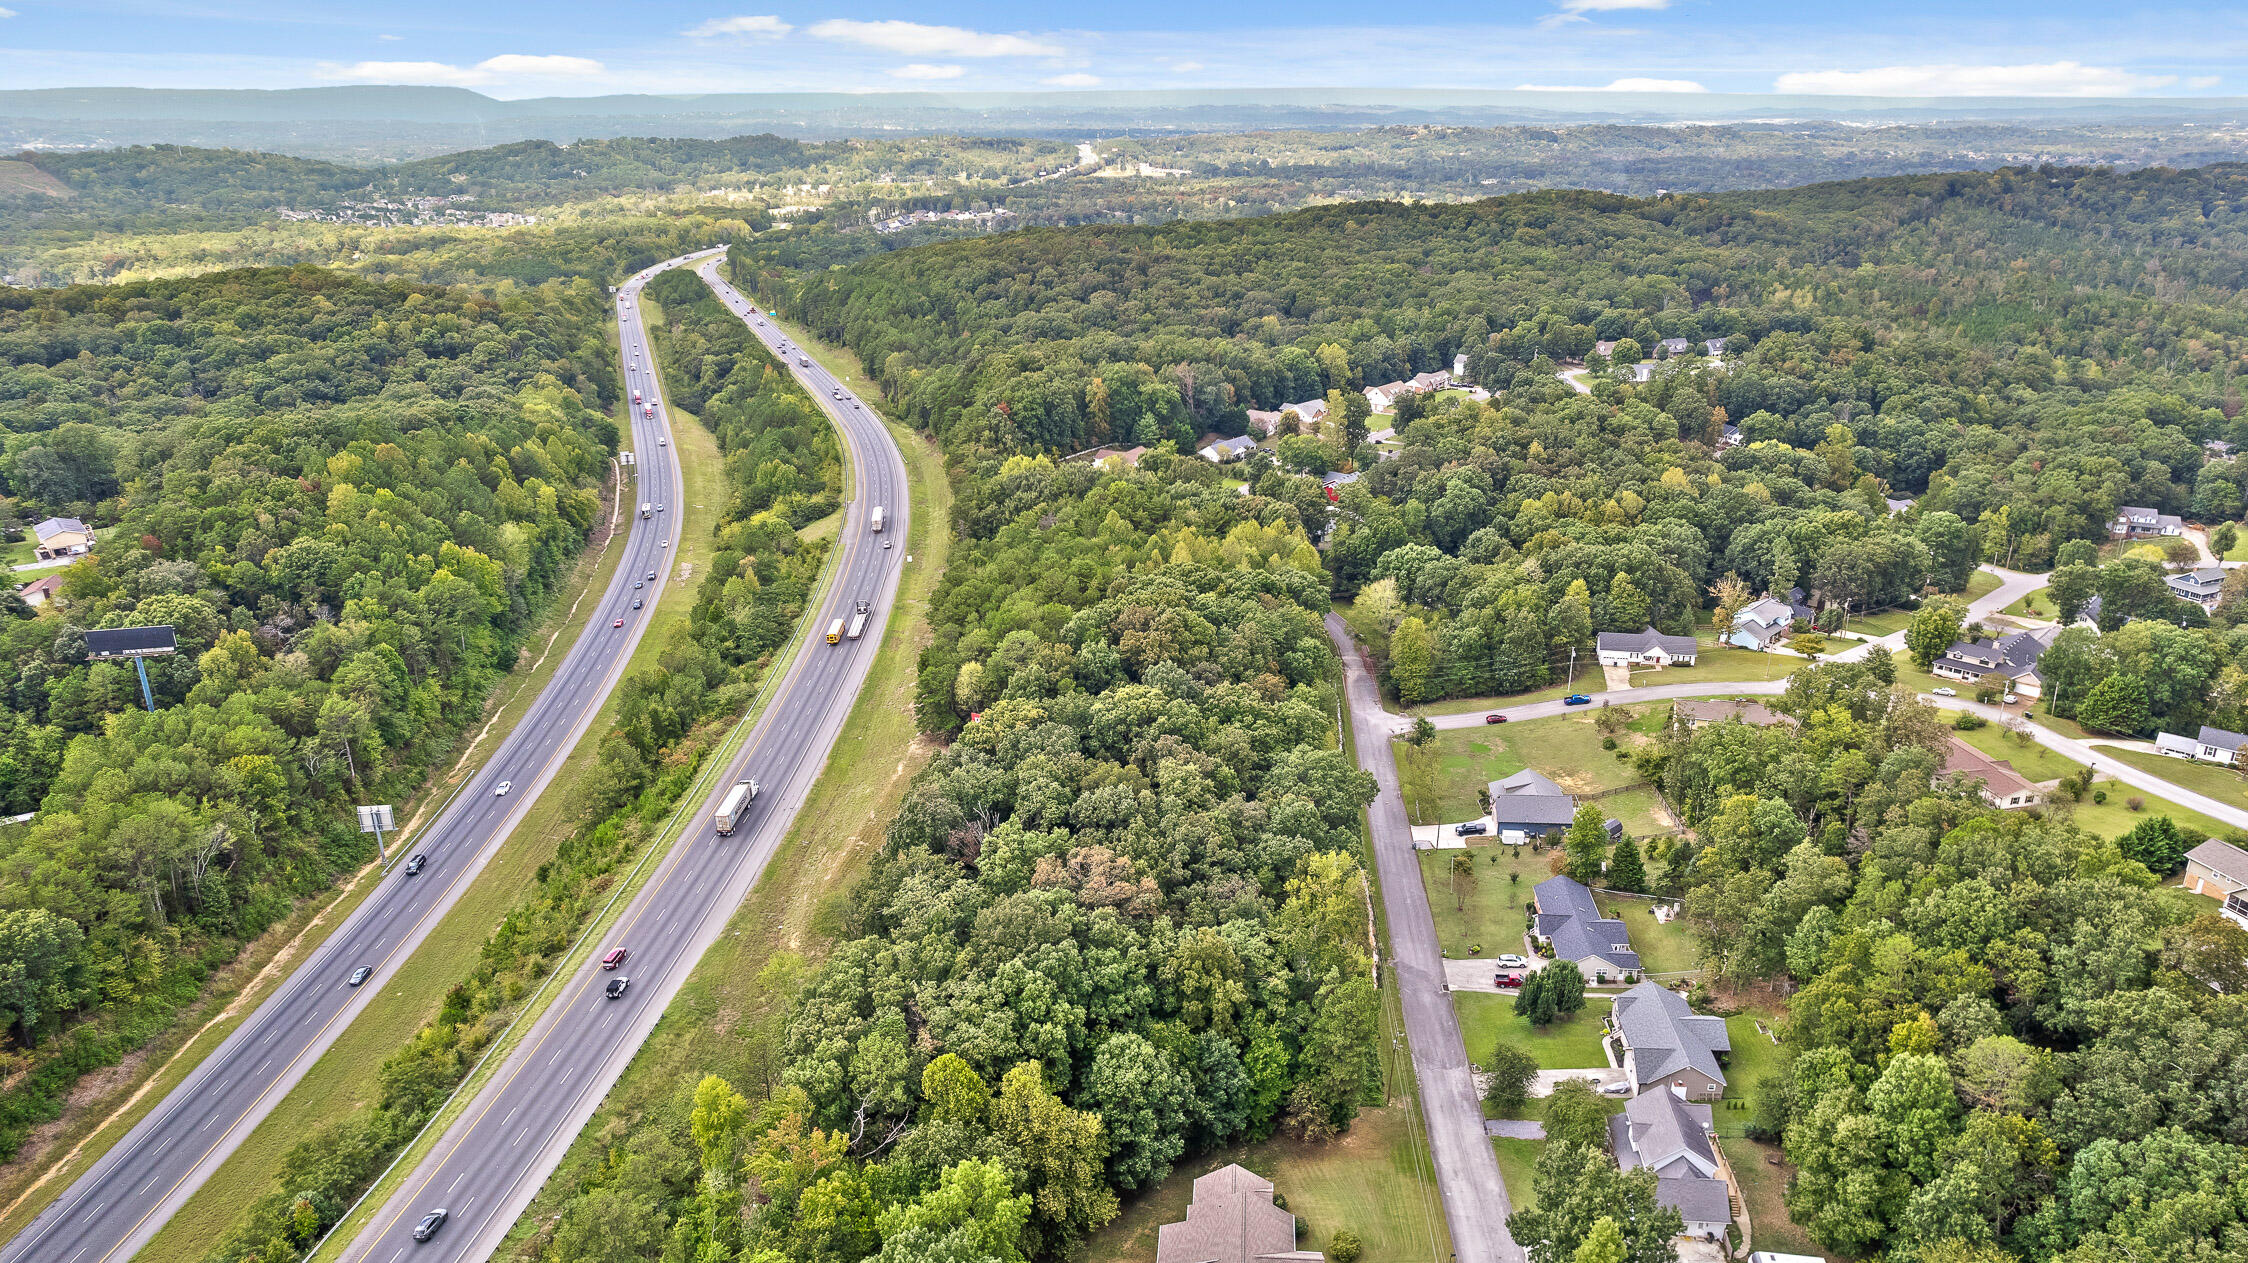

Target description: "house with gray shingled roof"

left=1608, top=981, right=1732, bottom=1100
left=1531, top=875, right=1640, bottom=980
left=1154, top=1165, right=1324, bottom=1263
left=1611, top=1087, right=1734, bottom=1242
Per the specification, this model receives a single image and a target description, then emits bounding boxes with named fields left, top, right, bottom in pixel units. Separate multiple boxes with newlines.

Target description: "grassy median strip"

left=133, top=403, right=725, bottom=1263
left=0, top=451, right=640, bottom=1249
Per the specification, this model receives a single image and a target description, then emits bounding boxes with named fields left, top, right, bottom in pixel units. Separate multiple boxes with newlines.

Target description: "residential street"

left=1830, top=563, right=2051, bottom=662
left=1326, top=614, right=1522, bottom=1263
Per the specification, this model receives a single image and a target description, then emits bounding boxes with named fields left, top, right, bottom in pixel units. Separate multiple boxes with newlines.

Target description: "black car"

left=413, top=1209, right=448, bottom=1242
left=348, top=965, right=373, bottom=987
left=1454, top=821, right=1489, bottom=836
left=605, top=976, right=631, bottom=999
left=631, top=598, right=642, bottom=610
left=402, top=854, right=426, bottom=875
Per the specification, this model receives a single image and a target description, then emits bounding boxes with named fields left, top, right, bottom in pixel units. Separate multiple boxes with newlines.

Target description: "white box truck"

left=848, top=600, right=870, bottom=640
left=640, top=503, right=651, bottom=519
left=870, top=506, right=885, bottom=533
left=713, top=779, right=760, bottom=835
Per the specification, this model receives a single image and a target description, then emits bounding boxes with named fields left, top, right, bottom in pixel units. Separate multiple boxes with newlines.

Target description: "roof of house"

left=1614, top=1088, right=1719, bottom=1178
left=2188, top=838, right=2248, bottom=888
left=1244, top=409, right=1284, bottom=432
left=1410, top=370, right=1450, bottom=390
left=32, top=516, right=89, bottom=541
left=1731, top=597, right=1792, bottom=632
left=2170, top=567, right=2227, bottom=595
left=1785, top=587, right=1817, bottom=621
left=1284, top=399, right=1327, bottom=420
left=2116, top=505, right=2185, bottom=528
left=1320, top=470, right=1360, bottom=488
left=1533, top=875, right=1641, bottom=971
left=1942, top=737, right=2037, bottom=801
left=1935, top=626, right=2058, bottom=681
left=1491, top=769, right=1578, bottom=826
left=17, top=574, right=65, bottom=599
left=1597, top=626, right=1700, bottom=658
left=1658, top=338, right=1691, bottom=353
left=1198, top=436, right=1259, bottom=459
left=2200, top=725, right=2248, bottom=753
left=1153, top=1164, right=1324, bottom=1263
left=1611, top=981, right=1731, bottom=1089
left=1656, top=1176, right=1737, bottom=1228
left=1885, top=497, right=1915, bottom=515
left=1673, top=698, right=1789, bottom=728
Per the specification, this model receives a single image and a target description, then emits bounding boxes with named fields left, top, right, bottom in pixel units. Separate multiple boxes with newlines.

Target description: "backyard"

left=1394, top=712, right=1662, bottom=827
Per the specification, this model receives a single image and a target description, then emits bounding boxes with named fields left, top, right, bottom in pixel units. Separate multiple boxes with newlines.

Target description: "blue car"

left=1563, top=694, right=1593, bottom=706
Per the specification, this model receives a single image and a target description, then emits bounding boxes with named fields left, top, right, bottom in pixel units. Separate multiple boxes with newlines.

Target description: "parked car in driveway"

left=1563, top=694, right=1593, bottom=706
left=1495, top=953, right=1529, bottom=969
left=1494, top=973, right=1524, bottom=989
left=1454, top=821, right=1488, bottom=836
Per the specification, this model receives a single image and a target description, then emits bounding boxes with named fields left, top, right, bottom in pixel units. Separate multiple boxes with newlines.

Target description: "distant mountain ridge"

left=10, top=85, right=2248, bottom=163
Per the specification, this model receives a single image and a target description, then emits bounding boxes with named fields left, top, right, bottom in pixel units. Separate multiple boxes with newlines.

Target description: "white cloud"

left=320, top=54, right=604, bottom=86
left=1042, top=73, right=1101, bottom=88
left=684, top=15, right=791, bottom=40
left=0, top=7, right=19, bottom=16
left=377, top=33, right=401, bottom=42
left=2190, top=75, right=2223, bottom=89
left=1542, top=0, right=1667, bottom=26
left=1171, top=61, right=1204, bottom=73
left=888, top=63, right=966, bottom=80
left=808, top=19, right=1063, bottom=59
left=1518, top=77, right=1707, bottom=93
left=1776, top=61, right=2177, bottom=97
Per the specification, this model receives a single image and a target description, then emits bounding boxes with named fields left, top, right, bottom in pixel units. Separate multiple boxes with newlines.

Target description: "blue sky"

left=2, top=2, right=2243, bottom=98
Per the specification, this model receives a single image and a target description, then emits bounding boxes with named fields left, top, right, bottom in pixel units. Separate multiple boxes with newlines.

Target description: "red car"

left=1494, top=973, right=1525, bottom=989
left=1484, top=713, right=1508, bottom=724
left=612, top=618, right=625, bottom=628
left=601, top=948, right=629, bottom=970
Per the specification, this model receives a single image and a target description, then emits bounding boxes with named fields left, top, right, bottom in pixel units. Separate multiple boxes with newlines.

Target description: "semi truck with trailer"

left=713, top=779, right=761, bottom=835
left=848, top=601, right=870, bottom=640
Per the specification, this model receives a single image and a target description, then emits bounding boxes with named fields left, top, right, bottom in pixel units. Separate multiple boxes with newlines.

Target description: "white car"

left=1931, top=687, right=1957, bottom=697
left=494, top=780, right=513, bottom=796
left=1495, top=954, right=1529, bottom=969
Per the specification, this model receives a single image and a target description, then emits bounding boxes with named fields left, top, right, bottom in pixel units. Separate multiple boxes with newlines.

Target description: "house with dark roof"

left=2157, top=725, right=2248, bottom=767
left=1930, top=626, right=2060, bottom=698
left=1719, top=421, right=1742, bottom=448
left=1488, top=769, right=1577, bottom=839
left=1596, top=627, right=1699, bottom=668
left=1610, top=1087, right=1735, bottom=1242
left=2111, top=506, right=2184, bottom=538
left=2168, top=566, right=2228, bottom=610
left=1154, top=1165, right=1324, bottom=1263
left=1941, top=737, right=2041, bottom=810
left=1531, top=875, right=1640, bottom=980
left=1608, top=981, right=1732, bottom=1100
left=2186, top=839, right=2248, bottom=930
left=1703, top=337, right=1730, bottom=357
left=1656, top=337, right=1692, bottom=358
left=1724, top=597, right=1795, bottom=650
left=1196, top=435, right=1259, bottom=463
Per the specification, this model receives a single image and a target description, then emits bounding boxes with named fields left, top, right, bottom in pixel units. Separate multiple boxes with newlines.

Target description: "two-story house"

left=1929, top=626, right=2060, bottom=698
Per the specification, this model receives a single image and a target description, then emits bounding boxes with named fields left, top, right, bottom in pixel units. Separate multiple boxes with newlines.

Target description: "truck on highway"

left=640, top=502, right=651, bottom=519
left=826, top=617, right=845, bottom=645
left=848, top=600, right=870, bottom=640
left=798, top=355, right=810, bottom=367
left=713, top=778, right=761, bottom=835
left=644, top=404, right=655, bottom=419
left=870, top=506, right=885, bottom=533
left=632, top=389, right=642, bottom=404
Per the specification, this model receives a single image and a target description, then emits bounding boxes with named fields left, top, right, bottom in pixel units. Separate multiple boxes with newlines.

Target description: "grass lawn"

left=1599, top=786, right=1676, bottom=838
left=1845, top=606, right=1917, bottom=637
left=1950, top=721, right=2086, bottom=784
left=1420, top=843, right=1540, bottom=957
left=1396, top=732, right=1526, bottom=826
left=1455, top=993, right=1612, bottom=1073
left=2, top=534, right=38, bottom=568
left=1486, top=1069, right=1631, bottom=1212
left=1948, top=720, right=2234, bottom=839
left=1596, top=894, right=1699, bottom=974
left=1422, top=679, right=1588, bottom=716
left=1713, top=1009, right=1823, bottom=1257
left=1963, top=569, right=2003, bottom=600
left=1630, top=650, right=1809, bottom=688
left=2003, top=590, right=2059, bottom=619
left=140, top=406, right=736, bottom=1263
left=2228, top=531, right=2248, bottom=562
left=2092, top=745, right=2248, bottom=817
left=1077, top=1104, right=1449, bottom=1263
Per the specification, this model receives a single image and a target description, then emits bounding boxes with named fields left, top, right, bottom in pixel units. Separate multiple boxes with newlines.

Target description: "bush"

left=2128, top=796, right=2145, bottom=812
left=1601, top=736, right=1618, bottom=750
left=1952, top=711, right=1986, bottom=730
left=2094, top=790, right=2108, bottom=804
left=1327, top=1228, right=1364, bottom=1263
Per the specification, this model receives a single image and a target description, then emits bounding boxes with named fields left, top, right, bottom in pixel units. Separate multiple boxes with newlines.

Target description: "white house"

left=1596, top=627, right=1700, bottom=667
left=1656, top=337, right=1692, bottom=358
left=1725, top=597, right=1795, bottom=650
left=1282, top=398, right=1328, bottom=427
left=1195, top=435, right=1258, bottom=463
left=2157, top=725, right=2248, bottom=766
left=2111, top=506, right=2184, bottom=538
left=1452, top=351, right=1470, bottom=379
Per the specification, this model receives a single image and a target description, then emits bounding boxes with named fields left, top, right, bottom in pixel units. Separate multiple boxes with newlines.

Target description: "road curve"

left=1327, top=614, right=1522, bottom=1263
left=0, top=251, right=708, bottom=1263
left=338, top=257, right=910, bottom=1263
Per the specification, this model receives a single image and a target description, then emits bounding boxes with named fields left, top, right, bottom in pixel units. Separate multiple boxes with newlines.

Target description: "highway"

left=0, top=250, right=713, bottom=1263
left=338, top=257, right=910, bottom=1263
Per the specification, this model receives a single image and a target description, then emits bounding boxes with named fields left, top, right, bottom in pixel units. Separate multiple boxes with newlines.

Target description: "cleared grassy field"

left=1630, top=650, right=1809, bottom=688
left=1396, top=713, right=1653, bottom=826
left=2093, top=745, right=2248, bottom=816
left=1964, top=569, right=2004, bottom=600
left=137, top=407, right=731, bottom=1263
left=1454, top=993, right=1611, bottom=1073
left=1595, top=893, right=1697, bottom=975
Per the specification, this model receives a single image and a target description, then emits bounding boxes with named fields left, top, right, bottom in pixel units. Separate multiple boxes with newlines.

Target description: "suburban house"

left=1703, top=337, right=1729, bottom=356
left=1154, top=1164, right=1324, bottom=1263
left=1608, top=980, right=1732, bottom=1100
left=1196, top=435, right=1259, bottom=463
left=1281, top=398, right=1327, bottom=427
left=1595, top=627, right=1700, bottom=668
left=1610, top=1087, right=1735, bottom=1244
left=1410, top=369, right=1451, bottom=393
left=31, top=517, right=93, bottom=561
left=1941, top=737, right=2042, bottom=810
left=1725, top=597, right=1797, bottom=650
left=2156, top=724, right=2248, bottom=766
left=2111, top=506, right=2185, bottom=538
left=2184, top=839, right=2248, bottom=929
left=1720, top=422, right=1743, bottom=447
left=1452, top=351, right=1470, bottom=378
left=1531, top=875, right=1641, bottom=981
left=14, top=573, right=63, bottom=607
left=1622, top=362, right=1656, bottom=383
left=1488, top=768, right=1578, bottom=840
left=1671, top=698, right=1790, bottom=730
left=1595, top=340, right=1619, bottom=358
left=2168, top=566, right=2228, bottom=609
left=1244, top=408, right=1284, bottom=437
left=1656, top=337, right=1692, bottom=357
left=1885, top=496, right=1916, bottom=516
left=2074, top=594, right=2104, bottom=630
left=1363, top=381, right=1413, bottom=412
left=1929, top=626, right=2060, bottom=698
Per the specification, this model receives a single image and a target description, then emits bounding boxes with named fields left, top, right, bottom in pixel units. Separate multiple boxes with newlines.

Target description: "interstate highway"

left=0, top=250, right=713, bottom=1263
left=340, top=256, right=910, bottom=1263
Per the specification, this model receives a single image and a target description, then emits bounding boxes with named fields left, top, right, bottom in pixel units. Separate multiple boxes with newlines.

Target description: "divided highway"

left=0, top=251, right=712, bottom=1263
left=339, top=257, right=910, bottom=1263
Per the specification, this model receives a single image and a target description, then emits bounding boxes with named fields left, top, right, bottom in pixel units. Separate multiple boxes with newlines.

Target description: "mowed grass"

left=1714, top=1010, right=1824, bottom=1258
left=138, top=410, right=728, bottom=1263
left=2093, top=746, right=2248, bottom=818
left=1454, top=993, right=1611, bottom=1073
left=1395, top=714, right=1651, bottom=827
left=0, top=450, right=649, bottom=1247
left=1420, top=843, right=1541, bottom=957
left=1628, top=650, right=1808, bottom=688
left=1963, top=569, right=2003, bottom=601
left=1077, top=1104, right=1449, bottom=1263
left=1945, top=720, right=2233, bottom=840
left=1595, top=893, right=1697, bottom=975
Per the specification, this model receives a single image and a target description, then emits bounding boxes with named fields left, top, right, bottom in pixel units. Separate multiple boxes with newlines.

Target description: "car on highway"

left=631, top=598, right=642, bottom=609
left=1454, top=821, right=1488, bottom=836
left=658, top=437, right=668, bottom=446
left=883, top=540, right=892, bottom=549
left=605, top=976, right=630, bottom=999
left=495, top=780, right=512, bottom=796
left=656, top=503, right=665, bottom=511
left=403, top=854, right=426, bottom=876
left=1495, top=953, right=1529, bottom=968
left=1932, top=686, right=1957, bottom=696
left=613, top=618, right=625, bottom=628
left=633, top=580, right=643, bottom=589
left=1563, top=694, right=1593, bottom=705
left=647, top=570, right=657, bottom=581
left=347, top=965, right=373, bottom=987
left=412, top=1209, right=448, bottom=1242
left=1485, top=713, right=1508, bottom=724
left=601, top=948, right=629, bottom=970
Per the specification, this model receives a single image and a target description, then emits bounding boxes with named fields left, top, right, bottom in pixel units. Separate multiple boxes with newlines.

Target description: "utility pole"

left=1566, top=646, right=1577, bottom=689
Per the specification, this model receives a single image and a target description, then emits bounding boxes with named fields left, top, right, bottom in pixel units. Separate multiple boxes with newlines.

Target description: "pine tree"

left=1607, top=836, right=1646, bottom=893
left=1563, top=804, right=1609, bottom=885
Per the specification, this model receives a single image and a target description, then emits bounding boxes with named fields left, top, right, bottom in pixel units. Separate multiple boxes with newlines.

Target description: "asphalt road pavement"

left=338, top=257, right=910, bottom=1263
left=0, top=250, right=712, bottom=1263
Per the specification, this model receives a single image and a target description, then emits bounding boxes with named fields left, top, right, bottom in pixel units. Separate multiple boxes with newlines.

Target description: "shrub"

left=2094, top=790, right=2108, bottom=804
left=1953, top=711, right=1986, bottom=730
left=1327, top=1228, right=1364, bottom=1263
left=1601, top=736, right=1618, bottom=750
left=2128, top=796, right=2145, bottom=812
